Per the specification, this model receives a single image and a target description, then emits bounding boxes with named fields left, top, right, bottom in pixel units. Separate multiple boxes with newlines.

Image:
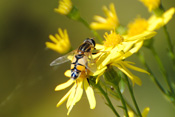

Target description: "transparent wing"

left=86, top=50, right=109, bottom=73
left=50, top=51, right=76, bottom=66
left=83, top=53, right=97, bottom=73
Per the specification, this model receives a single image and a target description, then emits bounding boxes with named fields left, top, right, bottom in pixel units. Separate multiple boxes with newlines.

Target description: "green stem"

left=163, top=26, right=174, bottom=54
left=150, top=46, right=174, bottom=94
left=159, top=4, right=175, bottom=69
left=137, top=51, right=167, bottom=95
left=125, top=75, right=142, bottom=117
left=124, top=97, right=138, bottom=116
left=113, top=84, right=129, bottom=117
left=108, top=85, right=138, bottom=116
left=78, top=17, right=103, bottom=43
left=138, top=51, right=175, bottom=104
left=95, top=82, right=120, bottom=117
left=163, top=26, right=175, bottom=69
left=109, top=86, right=138, bottom=116
left=104, top=66, right=129, bottom=116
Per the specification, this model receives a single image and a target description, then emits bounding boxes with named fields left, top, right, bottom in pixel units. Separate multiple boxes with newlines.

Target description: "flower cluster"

left=91, top=30, right=156, bottom=85
left=46, top=0, right=175, bottom=116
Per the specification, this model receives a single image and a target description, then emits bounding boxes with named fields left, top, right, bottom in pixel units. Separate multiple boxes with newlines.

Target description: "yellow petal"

left=148, top=15, right=162, bottom=30
left=46, top=42, right=63, bottom=53
left=163, top=7, right=175, bottom=25
left=148, top=8, right=175, bottom=30
left=128, top=111, right=134, bottom=117
left=139, top=0, right=160, bottom=12
left=114, top=42, right=143, bottom=62
left=95, top=44, right=104, bottom=50
left=67, top=80, right=83, bottom=115
left=94, top=16, right=107, bottom=23
left=90, top=66, right=107, bottom=76
left=74, top=80, right=83, bottom=103
left=58, top=28, right=64, bottom=39
left=49, top=35, right=58, bottom=43
left=142, top=107, right=150, bottom=117
left=84, top=79, right=96, bottom=109
left=55, top=33, right=62, bottom=41
left=64, top=70, right=71, bottom=77
left=55, top=79, right=73, bottom=91
left=128, top=41, right=143, bottom=54
left=125, top=31, right=156, bottom=42
left=109, top=3, right=117, bottom=18
left=95, top=52, right=110, bottom=69
left=112, top=63, right=142, bottom=86
left=66, top=84, right=76, bottom=109
left=56, top=86, right=72, bottom=107
left=123, top=61, right=149, bottom=74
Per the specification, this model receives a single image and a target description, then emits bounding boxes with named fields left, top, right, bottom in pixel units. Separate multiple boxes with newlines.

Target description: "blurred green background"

left=0, top=0, right=175, bottom=117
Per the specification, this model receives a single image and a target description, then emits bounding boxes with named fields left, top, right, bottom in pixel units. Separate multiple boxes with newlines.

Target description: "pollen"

left=127, top=17, right=148, bottom=36
left=103, top=31, right=123, bottom=48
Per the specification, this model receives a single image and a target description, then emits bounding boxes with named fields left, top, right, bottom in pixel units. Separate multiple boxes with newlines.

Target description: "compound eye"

left=90, top=38, right=96, bottom=47
left=84, top=38, right=96, bottom=47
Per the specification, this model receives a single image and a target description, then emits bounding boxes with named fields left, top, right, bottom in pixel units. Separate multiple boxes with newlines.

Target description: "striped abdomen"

left=70, top=54, right=88, bottom=80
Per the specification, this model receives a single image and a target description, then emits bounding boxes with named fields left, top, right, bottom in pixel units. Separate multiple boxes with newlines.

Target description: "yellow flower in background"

left=55, top=71, right=96, bottom=115
left=127, top=111, right=134, bottom=117
left=55, top=0, right=72, bottom=15
left=127, top=7, right=175, bottom=37
left=46, top=28, right=71, bottom=54
left=91, top=30, right=156, bottom=85
left=128, top=17, right=148, bottom=37
left=90, top=3, right=119, bottom=30
left=142, top=107, right=150, bottom=117
left=148, top=7, right=175, bottom=30
left=139, top=0, right=160, bottom=12
left=127, top=107, right=150, bottom=117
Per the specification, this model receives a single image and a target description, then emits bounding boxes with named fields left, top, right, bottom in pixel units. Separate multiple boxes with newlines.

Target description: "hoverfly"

left=50, top=38, right=97, bottom=80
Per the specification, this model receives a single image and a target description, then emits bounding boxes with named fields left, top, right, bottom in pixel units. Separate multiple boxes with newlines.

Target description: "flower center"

left=127, top=18, right=148, bottom=36
left=103, top=31, right=123, bottom=48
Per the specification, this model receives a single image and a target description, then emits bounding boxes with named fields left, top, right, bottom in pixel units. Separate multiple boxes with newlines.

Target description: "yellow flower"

left=91, top=30, right=156, bottom=85
left=55, top=0, right=72, bottom=15
left=127, top=107, right=150, bottom=117
left=140, top=0, right=160, bottom=12
left=148, top=7, right=175, bottom=30
left=46, top=28, right=71, bottom=54
left=127, top=7, right=175, bottom=37
left=128, top=17, right=148, bottom=37
left=90, top=3, right=119, bottom=30
left=55, top=71, right=96, bottom=115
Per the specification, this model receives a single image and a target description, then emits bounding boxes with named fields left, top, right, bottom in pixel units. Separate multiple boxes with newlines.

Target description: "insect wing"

left=50, top=51, right=76, bottom=66
left=83, top=53, right=97, bottom=73
left=87, top=58, right=97, bottom=73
